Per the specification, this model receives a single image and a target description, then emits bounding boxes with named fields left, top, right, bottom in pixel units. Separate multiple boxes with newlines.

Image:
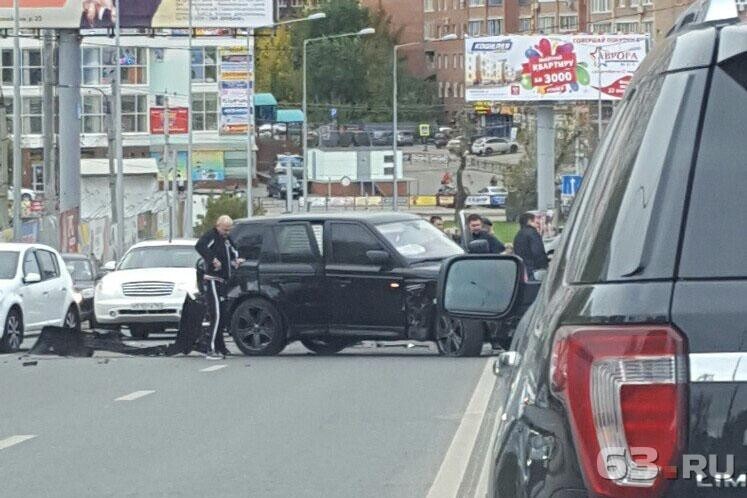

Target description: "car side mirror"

left=366, top=250, right=390, bottom=266
left=467, top=239, right=490, bottom=254
left=102, top=261, right=116, bottom=272
left=24, top=272, right=41, bottom=284
left=438, top=255, right=522, bottom=319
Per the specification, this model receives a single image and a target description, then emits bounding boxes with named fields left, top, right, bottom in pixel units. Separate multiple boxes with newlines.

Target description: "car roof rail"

left=668, top=0, right=739, bottom=37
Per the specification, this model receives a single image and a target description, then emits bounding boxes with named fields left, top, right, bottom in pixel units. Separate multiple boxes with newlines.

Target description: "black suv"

left=438, top=4, right=747, bottom=497
left=224, top=212, right=489, bottom=356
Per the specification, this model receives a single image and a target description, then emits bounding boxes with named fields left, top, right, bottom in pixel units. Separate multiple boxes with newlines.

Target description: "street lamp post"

left=247, top=12, right=327, bottom=217
left=303, top=28, right=375, bottom=211
left=392, top=34, right=457, bottom=211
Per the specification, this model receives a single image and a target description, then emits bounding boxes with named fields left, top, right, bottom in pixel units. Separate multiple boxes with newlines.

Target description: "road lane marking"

left=427, top=359, right=495, bottom=498
left=115, top=390, right=155, bottom=401
left=200, top=364, right=227, bottom=372
left=0, top=435, right=36, bottom=450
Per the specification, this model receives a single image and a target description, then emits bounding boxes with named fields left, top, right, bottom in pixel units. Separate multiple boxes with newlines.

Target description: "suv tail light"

left=550, top=326, right=687, bottom=498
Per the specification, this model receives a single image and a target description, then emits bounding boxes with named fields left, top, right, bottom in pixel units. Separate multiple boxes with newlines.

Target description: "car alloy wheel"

left=230, top=298, right=286, bottom=356
left=1, top=309, right=23, bottom=353
left=64, top=307, right=79, bottom=331
left=437, top=315, right=465, bottom=354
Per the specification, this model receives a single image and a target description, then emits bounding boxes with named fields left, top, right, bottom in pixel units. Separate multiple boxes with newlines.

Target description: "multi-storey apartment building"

left=0, top=35, right=248, bottom=192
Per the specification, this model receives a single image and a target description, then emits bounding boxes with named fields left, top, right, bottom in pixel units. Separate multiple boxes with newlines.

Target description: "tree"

left=255, top=26, right=299, bottom=102
left=195, top=194, right=264, bottom=236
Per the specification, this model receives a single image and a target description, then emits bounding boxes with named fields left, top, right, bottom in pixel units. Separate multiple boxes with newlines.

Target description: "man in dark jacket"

left=195, top=215, right=243, bottom=359
left=513, top=212, right=549, bottom=280
left=467, top=213, right=505, bottom=254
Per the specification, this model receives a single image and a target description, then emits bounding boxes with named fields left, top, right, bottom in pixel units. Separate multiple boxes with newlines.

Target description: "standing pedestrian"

left=513, top=212, right=549, bottom=280
left=195, top=215, right=244, bottom=359
left=466, top=213, right=505, bottom=253
left=430, top=215, right=445, bottom=232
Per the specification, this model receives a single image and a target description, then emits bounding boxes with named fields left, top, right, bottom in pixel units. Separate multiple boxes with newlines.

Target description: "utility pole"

left=106, top=83, right=117, bottom=230
left=245, top=29, right=255, bottom=218
left=163, top=96, right=174, bottom=241
left=0, top=90, right=9, bottom=230
left=11, top=0, right=22, bottom=241
left=42, top=30, right=57, bottom=247
left=185, top=0, right=193, bottom=237
left=114, top=0, right=125, bottom=259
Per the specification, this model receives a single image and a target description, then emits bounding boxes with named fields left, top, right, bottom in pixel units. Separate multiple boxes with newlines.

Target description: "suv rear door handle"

left=336, top=278, right=353, bottom=287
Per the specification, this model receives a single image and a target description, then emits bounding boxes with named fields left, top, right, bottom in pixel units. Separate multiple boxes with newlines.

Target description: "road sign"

left=561, top=175, right=583, bottom=196
left=330, top=108, right=337, bottom=118
left=419, top=124, right=430, bottom=137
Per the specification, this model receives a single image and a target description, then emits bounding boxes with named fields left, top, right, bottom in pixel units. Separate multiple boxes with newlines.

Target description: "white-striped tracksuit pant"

left=204, top=277, right=227, bottom=353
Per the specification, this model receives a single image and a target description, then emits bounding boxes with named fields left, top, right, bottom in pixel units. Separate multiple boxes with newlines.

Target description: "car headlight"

left=95, top=278, right=117, bottom=296
left=175, top=282, right=199, bottom=298
left=72, top=292, right=83, bottom=304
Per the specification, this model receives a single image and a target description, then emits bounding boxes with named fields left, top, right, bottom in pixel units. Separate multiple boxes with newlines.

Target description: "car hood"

left=100, top=267, right=196, bottom=287
left=404, top=261, right=443, bottom=279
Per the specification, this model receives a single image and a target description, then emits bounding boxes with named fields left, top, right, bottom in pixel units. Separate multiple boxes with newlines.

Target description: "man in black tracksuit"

left=513, top=212, right=549, bottom=280
left=195, top=215, right=243, bottom=359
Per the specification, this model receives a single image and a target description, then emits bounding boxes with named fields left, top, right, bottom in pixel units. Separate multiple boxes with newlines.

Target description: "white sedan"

left=471, top=137, right=519, bottom=156
left=94, top=239, right=199, bottom=339
left=0, top=243, right=79, bottom=353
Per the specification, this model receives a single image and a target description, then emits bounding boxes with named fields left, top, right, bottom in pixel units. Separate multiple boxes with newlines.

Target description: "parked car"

left=371, top=130, right=393, bottom=146
left=267, top=174, right=302, bottom=199
left=397, top=131, right=415, bottom=146
left=0, top=243, right=80, bottom=352
left=221, top=212, right=528, bottom=357
left=446, top=136, right=466, bottom=153
left=430, top=132, right=448, bottom=148
left=62, top=253, right=97, bottom=328
left=273, top=155, right=304, bottom=178
left=439, top=7, right=747, bottom=497
left=7, top=187, right=36, bottom=202
left=477, top=186, right=508, bottom=207
left=471, top=137, right=519, bottom=155
left=352, top=131, right=371, bottom=147
left=94, top=240, right=199, bottom=339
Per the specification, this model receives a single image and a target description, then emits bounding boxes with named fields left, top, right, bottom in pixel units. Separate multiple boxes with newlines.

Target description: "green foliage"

left=196, top=194, right=264, bottom=236
left=503, top=133, right=538, bottom=222
left=256, top=0, right=440, bottom=124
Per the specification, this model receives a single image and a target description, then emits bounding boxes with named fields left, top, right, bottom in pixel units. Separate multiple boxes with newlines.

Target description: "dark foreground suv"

left=224, top=212, right=501, bottom=356
left=438, top=3, right=747, bottom=497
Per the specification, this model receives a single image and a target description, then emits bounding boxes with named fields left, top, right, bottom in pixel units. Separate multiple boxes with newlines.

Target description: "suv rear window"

left=562, top=69, right=706, bottom=283
left=680, top=52, right=747, bottom=278
left=233, top=223, right=265, bottom=261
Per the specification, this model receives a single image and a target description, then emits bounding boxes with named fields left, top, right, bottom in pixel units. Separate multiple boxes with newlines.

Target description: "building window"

left=642, top=20, right=654, bottom=45
left=438, top=82, right=443, bottom=98
left=444, top=54, right=449, bottom=69
left=22, top=49, right=42, bottom=86
left=445, top=82, right=452, bottom=98
left=539, top=16, right=554, bottom=33
left=631, top=0, right=639, bottom=6
left=619, top=0, right=626, bottom=7
left=459, top=54, right=464, bottom=69
left=468, top=0, right=485, bottom=5
left=488, top=0, right=503, bottom=5
left=616, top=22, right=638, bottom=33
left=453, top=54, right=458, bottom=68
left=593, top=22, right=612, bottom=33
left=121, top=94, right=147, bottom=133
left=487, top=18, right=503, bottom=36
left=560, top=15, right=579, bottom=32
left=1, top=49, right=13, bottom=85
left=519, top=17, right=532, bottom=33
left=468, top=20, right=483, bottom=36
left=592, top=0, right=611, bottom=13
left=191, top=47, right=217, bottom=82
left=425, top=0, right=435, bottom=12
left=82, top=46, right=147, bottom=85
left=82, top=95, right=105, bottom=134
left=22, top=97, right=43, bottom=134
left=32, top=163, right=44, bottom=192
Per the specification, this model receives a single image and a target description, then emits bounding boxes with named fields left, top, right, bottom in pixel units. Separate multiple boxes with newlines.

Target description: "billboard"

left=465, top=34, right=648, bottom=102
left=0, top=0, right=272, bottom=29
left=218, top=46, right=252, bottom=135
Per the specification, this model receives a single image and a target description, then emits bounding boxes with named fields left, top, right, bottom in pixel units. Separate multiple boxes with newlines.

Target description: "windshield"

left=65, top=259, right=94, bottom=281
left=0, top=251, right=19, bottom=279
left=119, top=245, right=199, bottom=270
left=375, top=219, right=463, bottom=261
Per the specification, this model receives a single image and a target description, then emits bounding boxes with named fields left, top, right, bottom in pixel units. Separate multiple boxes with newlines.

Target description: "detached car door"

left=325, top=221, right=405, bottom=335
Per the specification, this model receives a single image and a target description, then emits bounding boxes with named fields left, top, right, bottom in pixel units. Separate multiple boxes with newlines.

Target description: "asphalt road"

left=0, top=334, right=502, bottom=498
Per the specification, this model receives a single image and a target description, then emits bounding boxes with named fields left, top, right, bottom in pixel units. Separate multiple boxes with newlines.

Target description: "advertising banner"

left=193, top=150, right=225, bottom=181
left=149, top=107, right=189, bottom=134
left=218, top=46, right=252, bottom=135
left=465, top=34, right=648, bottom=102
left=0, top=0, right=272, bottom=29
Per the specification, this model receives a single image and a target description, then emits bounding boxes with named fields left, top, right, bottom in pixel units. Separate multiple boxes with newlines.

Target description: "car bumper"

left=95, top=293, right=186, bottom=325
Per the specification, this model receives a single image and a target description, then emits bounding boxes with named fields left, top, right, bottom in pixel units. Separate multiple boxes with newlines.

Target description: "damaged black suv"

left=224, top=212, right=482, bottom=356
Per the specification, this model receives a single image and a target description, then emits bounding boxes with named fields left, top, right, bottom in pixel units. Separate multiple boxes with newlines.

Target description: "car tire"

left=485, top=148, right=493, bottom=155
left=301, top=337, right=351, bottom=355
left=0, top=307, right=23, bottom=353
left=64, top=306, right=81, bottom=332
left=510, top=144, right=518, bottom=154
left=230, top=298, right=286, bottom=356
left=435, top=314, right=483, bottom=357
left=129, top=324, right=150, bottom=339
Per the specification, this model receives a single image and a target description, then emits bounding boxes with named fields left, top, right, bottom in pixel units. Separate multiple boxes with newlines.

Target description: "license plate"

left=131, top=303, right=165, bottom=311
